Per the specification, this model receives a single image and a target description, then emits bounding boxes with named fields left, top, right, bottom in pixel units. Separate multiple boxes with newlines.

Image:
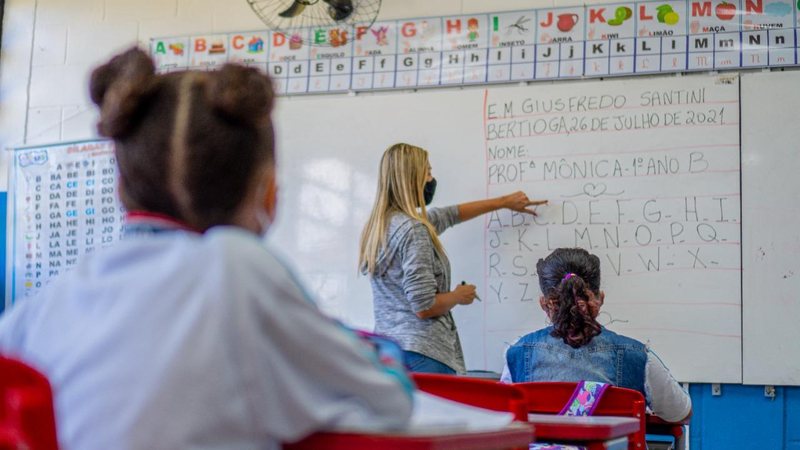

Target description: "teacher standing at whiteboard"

left=359, top=143, right=547, bottom=375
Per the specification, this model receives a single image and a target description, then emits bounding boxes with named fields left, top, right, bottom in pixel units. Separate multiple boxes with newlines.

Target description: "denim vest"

left=506, top=326, right=647, bottom=397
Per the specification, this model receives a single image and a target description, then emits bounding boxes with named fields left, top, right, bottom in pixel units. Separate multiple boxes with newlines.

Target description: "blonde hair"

left=359, top=143, right=446, bottom=274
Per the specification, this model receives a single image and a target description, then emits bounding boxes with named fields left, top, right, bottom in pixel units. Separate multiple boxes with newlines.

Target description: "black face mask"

left=423, top=178, right=437, bottom=206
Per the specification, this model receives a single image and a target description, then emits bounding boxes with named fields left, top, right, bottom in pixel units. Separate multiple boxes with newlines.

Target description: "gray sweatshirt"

left=370, top=205, right=466, bottom=374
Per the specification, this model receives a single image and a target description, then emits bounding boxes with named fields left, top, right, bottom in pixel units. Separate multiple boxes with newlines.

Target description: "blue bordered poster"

left=7, top=140, right=124, bottom=304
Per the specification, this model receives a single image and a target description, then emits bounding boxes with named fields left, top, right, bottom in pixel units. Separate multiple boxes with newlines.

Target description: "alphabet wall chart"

left=151, top=0, right=800, bottom=94
left=7, top=141, right=125, bottom=303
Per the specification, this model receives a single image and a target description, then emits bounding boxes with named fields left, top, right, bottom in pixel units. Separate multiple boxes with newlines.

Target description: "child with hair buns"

left=501, top=248, right=692, bottom=423
left=0, top=48, right=412, bottom=450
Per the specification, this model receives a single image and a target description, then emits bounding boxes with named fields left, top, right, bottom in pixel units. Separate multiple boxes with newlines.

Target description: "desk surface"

left=528, top=414, right=640, bottom=441
left=283, top=422, right=535, bottom=450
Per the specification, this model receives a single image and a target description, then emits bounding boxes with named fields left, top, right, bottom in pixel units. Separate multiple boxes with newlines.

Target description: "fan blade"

left=278, top=1, right=307, bottom=18
left=323, top=0, right=354, bottom=21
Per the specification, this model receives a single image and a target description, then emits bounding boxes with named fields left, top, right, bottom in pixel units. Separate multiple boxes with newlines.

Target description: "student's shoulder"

left=387, top=212, right=428, bottom=241
left=205, top=226, right=321, bottom=303
left=600, top=327, right=647, bottom=349
left=203, top=226, right=266, bottom=253
left=389, top=211, right=419, bottom=229
left=203, top=227, right=292, bottom=278
left=511, top=327, right=553, bottom=346
left=426, top=205, right=458, bottom=221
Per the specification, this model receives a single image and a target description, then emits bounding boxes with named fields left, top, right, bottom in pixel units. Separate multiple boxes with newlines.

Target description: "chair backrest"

left=514, top=381, right=646, bottom=450
left=411, top=373, right=528, bottom=421
left=0, top=355, right=59, bottom=450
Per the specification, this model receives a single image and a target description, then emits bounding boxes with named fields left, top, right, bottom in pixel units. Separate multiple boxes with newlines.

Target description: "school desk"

left=528, top=414, right=640, bottom=450
left=282, top=421, right=535, bottom=450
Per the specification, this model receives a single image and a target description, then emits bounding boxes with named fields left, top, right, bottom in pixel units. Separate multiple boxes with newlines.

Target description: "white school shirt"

left=0, top=226, right=412, bottom=450
left=499, top=349, right=691, bottom=422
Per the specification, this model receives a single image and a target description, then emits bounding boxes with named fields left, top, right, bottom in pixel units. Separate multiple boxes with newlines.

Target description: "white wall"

left=0, top=0, right=633, bottom=182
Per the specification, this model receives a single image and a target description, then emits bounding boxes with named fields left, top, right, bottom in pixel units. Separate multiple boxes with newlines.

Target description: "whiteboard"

left=742, top=71, right=800, bottom=385
left=269, top=73, right=742, bottom=383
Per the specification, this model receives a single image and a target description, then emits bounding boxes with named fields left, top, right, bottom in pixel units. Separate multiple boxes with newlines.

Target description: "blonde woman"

left=359, top=143, right=547, bottom=374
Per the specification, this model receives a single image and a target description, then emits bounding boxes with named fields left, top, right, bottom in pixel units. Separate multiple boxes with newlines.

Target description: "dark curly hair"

left=536, top=248, right=603, bottom=348
left=89, top=47, right=276, bottom=231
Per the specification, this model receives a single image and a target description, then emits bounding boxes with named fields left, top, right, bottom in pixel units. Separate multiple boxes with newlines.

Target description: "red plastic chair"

left=0, top=355, right=59, bottom=450
left=411, top=373, right=528, bottom=421
left=514, top=381, right=646, bottom=450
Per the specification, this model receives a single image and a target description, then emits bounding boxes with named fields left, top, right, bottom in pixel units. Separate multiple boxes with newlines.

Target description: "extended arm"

left=645, top=350, right=693, bottom=423
left=399, top=223, right=477, bottom=319
left=457, top=191, right=548, bottom=222
left=240, top=251, right=414, bottom=442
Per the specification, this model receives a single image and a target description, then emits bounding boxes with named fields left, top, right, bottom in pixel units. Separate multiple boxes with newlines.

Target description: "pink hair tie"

left=563, top=273, right=576, bottom=281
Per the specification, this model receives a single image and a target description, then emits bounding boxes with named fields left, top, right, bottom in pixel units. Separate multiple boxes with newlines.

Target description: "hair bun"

left=89, top=47, right=156, bottom=138
left=206, top=64, right=275, bottom=129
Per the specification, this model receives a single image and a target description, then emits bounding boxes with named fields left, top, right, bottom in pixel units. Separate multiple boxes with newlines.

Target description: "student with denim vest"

left=501, top=248, right=692, bottom=422
left=359, top=143, right=547, bottom=375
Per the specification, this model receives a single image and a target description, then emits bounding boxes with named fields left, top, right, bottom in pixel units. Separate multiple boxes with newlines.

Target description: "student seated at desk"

left=0, top=48, right=412, bottom=450
left=500, top=248, right=692, bottom=423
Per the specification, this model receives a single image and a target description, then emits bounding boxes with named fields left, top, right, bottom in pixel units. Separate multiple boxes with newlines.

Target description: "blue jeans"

left=403, top=351, right=456, bottom=375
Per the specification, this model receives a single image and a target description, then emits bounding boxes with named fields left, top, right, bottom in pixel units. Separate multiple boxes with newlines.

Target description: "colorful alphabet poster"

left=741, top=0, right=795, bottom=29
left=189, top=34, right=230, bottom=68
left=488, top=12, right=536, bottom=82
left=8, top=141, right=124, bottom=303
left=151, top=37, right=190, bottom=72
left=440, top=15, right=490, bottom=85
left=537, top=7, right=585, bottom=44
left=354, top=20, right=396, bottom=56
left=150, top=0, right=800, bottom=95
left=352, top=21, right=397, bottom=90
left=586, top=3, right=637, bottom=40
left=638, top=1, right=689, bottom=36
left=228, top=32, right=269, bottom=68
left=268, top=29, right=311, bottom=95
left=688, top=0, right=743, bottom=33
left=308, top=25, right=354, bottom=92
left=395, top=18, right=444, bottom=88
